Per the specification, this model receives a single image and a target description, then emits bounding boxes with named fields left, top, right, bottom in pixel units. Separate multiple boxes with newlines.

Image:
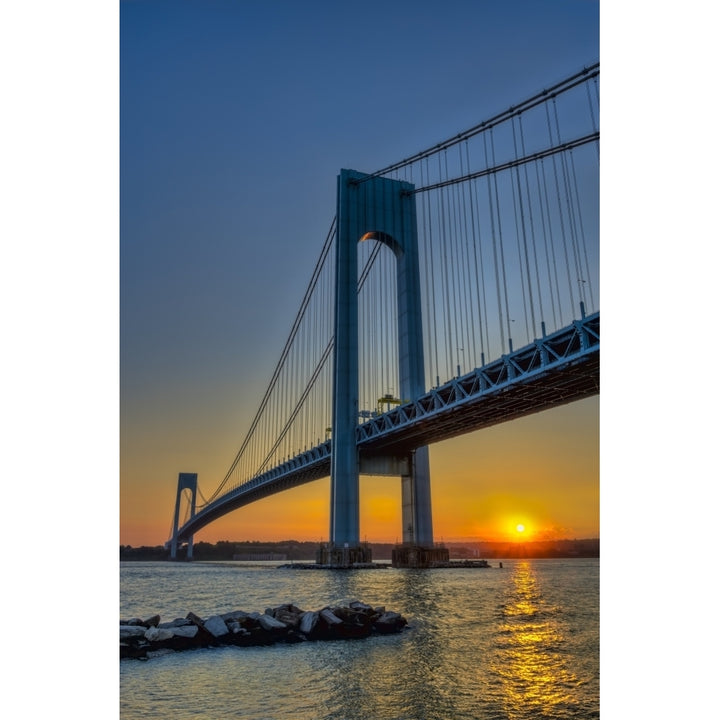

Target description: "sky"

left=118, top=0, right=601, bottom=548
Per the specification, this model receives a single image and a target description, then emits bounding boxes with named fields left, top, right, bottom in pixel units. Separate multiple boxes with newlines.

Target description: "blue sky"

left=121, top=0, right=600, bottom=415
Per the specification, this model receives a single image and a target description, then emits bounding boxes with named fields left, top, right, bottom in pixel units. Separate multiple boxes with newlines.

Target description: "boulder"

left=144, top=627, right=175, bottom=642
left=273, top=608, right=301, bottom=628
left=319, top=608, right=343, bottom=626
left=349, top=601, right=373, bottom=612
left=373, top=611, right=407, bottom=634
left=299, top=611, right=319, bottom=637
left=171, top=625, right=199, bottom=639
left=121, top=601, right=409, bottom=659
left=257, top=613, right=287, bottom=632
left=186, top=611, right=205, bottom=626
left=203, top=615, right=230, bottom=638
left=158, top=618, right=192, bottom=628
left=164, top=624, right=202, bottom=651
left=183, top=612, right=216, bottom=644
left=120, top=625, right=148, bottom=640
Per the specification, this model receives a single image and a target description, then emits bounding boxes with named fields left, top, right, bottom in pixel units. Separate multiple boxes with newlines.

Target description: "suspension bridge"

left=168, top=64, right=600, bottom=567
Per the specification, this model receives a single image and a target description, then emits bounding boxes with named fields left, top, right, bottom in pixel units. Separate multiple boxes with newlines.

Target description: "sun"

left=516, top=524, right=525, bottom=533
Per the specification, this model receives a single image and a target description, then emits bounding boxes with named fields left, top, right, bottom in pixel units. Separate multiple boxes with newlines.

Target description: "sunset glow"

left=119, top=396, right=598, bottom=546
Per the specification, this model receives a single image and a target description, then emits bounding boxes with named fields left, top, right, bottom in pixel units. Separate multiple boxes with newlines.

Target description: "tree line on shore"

left=120, top=538, right=599, bottom=561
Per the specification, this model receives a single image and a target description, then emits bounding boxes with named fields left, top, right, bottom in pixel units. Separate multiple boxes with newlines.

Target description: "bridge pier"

left=315, top=542, right=373, bottom=567
left=391, top=544, right=450, bottom=568
left=392, top=445, right=448, bottom=567
left=170, top=472, right=197, bottom=560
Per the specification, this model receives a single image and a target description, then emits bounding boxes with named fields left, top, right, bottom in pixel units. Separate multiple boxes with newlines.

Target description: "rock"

left=283, top=630, right=305, bottom=644
left=158, top=618, right=192, bottom=629
left=120, top=642, right=149, bottom=659
left=144, top=627, right=175, bottom=642
left=373, top=611, right=408, bottom=634
left=299, top=611, right=319, bottom=636
left=183, top=612, right=217, bottom=644
left=274, top=608, right=301, bottom=628
left=164, top=624, right=202, bottom=651
left=228, top=622, right=250, bottom=636
left=121, top=601, right=409, bottom=659
left=349, top=601, right=373, bottom=612
left=319, top=608, right=343, bottom=626
left=257, top=613, right=287, bottom=632
left=120, top=625, right=148, bottom=640
left=204, top=615, right=230, bottom=638
left=185, top=611, right=205, bottom=626
left=171, top=625, right=199, bottom=639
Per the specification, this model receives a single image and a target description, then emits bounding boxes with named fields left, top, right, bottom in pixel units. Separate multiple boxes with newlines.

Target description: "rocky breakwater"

left=120, top=601, right=408, bottom=660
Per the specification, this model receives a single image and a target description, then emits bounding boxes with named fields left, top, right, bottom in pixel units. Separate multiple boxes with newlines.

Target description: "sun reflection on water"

left=494, top=561, right=578, bottom=718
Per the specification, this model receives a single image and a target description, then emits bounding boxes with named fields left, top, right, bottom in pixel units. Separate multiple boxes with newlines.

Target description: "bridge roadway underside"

left=359, top=349, right=599, bottom=458
left=176, top=315, right=599, bottom=543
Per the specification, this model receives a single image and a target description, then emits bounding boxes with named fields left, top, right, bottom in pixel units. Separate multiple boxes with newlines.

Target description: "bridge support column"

left=170, top=472, right=197, bottom=560
left=401, top=447, right=433, bottom=545
left=328, top=169, right=436, bottom=567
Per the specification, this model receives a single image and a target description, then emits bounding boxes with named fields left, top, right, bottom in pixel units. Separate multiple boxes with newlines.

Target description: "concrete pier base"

left=391, top=545, right=450, bottom=568
left=316, top=543, right=373, bottom=567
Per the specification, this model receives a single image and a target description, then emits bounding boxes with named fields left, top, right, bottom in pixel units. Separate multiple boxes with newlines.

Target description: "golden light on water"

left=495, top=561, right=577, bottom=717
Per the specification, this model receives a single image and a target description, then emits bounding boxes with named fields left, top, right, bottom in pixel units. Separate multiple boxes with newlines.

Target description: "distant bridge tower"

left=170, top=472, right=197, bottom=560
left=320, top=169, right=447, bottom=567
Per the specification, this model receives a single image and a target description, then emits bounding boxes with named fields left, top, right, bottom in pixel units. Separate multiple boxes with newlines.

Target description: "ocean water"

left=120, top=559, right=598, bottom=719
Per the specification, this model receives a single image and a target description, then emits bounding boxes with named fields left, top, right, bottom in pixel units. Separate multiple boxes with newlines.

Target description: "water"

left=120, top=559, right=598, bottom=719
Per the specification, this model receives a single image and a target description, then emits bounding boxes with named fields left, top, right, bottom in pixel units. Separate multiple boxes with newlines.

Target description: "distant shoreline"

left=120, top=538, right=599, bottom=562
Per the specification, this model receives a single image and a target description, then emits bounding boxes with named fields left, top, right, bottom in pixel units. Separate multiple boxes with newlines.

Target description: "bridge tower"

left=170, top=472, right=197, bottom=560
left=319, top=169, right=447, bottom=568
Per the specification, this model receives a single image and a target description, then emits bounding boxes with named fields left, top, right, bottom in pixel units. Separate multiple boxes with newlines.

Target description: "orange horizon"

left=120, top=398, right=599, bottom=549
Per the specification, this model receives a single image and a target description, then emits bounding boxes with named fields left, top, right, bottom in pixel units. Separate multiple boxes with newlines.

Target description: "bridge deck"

left=175, top=314, right=598, bottom=542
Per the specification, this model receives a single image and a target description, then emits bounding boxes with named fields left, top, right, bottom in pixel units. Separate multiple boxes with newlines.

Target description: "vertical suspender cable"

left=465, top=142, right=487, bottom=366
left=438, top=153, right=452, bottom=380
left=541, top=156, right=562, bottom=328
left=470, top=145, right=490, bottom=363
left=511, top=114, right=532, bottom=342
left=535, top=158, right=557, bottom=329
left=553, top=100, right=583, bottom=316
left=490, top=129, right=512, bottom=352
left=545, top=101, right=573, bottom=322
left=569, top=149, right=596, bottom=312
left=483, top=131, right=504, bottom=357
left=519, top=113, right=543, bottom=335
left=460, top=143, right=477, bottom=369
left=422, top=158, right=439, bottom=386
left=446, top=150, right=461, bottom=375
